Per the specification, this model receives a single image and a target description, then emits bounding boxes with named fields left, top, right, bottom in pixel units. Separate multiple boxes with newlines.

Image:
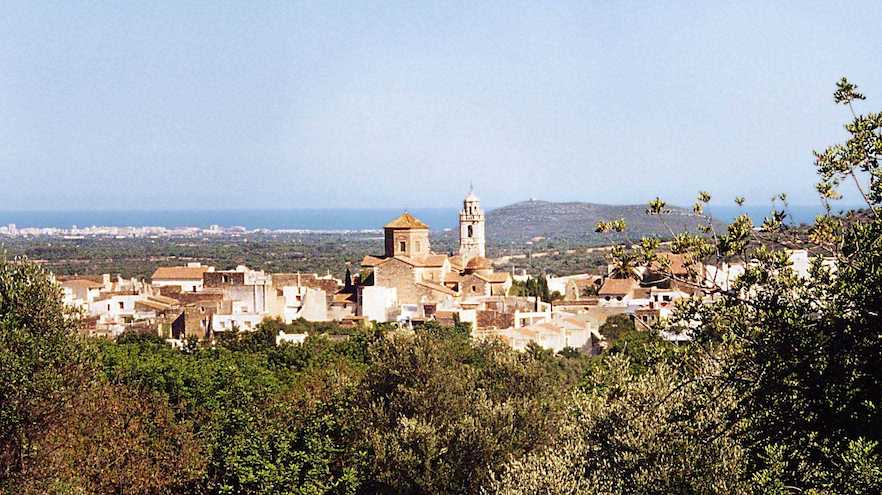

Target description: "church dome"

left=384, top=212, right=429, bottom=229
left=465, top=256, right=491, bottom=270
left=465, top=191, right=479, bottom=202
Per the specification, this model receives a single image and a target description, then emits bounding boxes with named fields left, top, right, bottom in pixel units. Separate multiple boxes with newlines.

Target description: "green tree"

left=352, top=332, right=574, bottom=494
left=596, top=313, right=634, bottom=344
left=0, top=258, right=92, bottom=485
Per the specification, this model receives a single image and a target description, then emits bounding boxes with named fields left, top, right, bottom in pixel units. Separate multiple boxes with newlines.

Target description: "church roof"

left=363, top=254, right=448, bottom=268
left=384, top=212, right=429, bottom=229
left=475, top=272, right=511, bottom=284
left=416, top=279, right=457, bottom=296
left=465, top=256, right=492, bottom=270
left=465, top=191, right=479, bottom=202
left=360, top=255, right=386, bottom=267
left=417, top=254, right=449, bottom=267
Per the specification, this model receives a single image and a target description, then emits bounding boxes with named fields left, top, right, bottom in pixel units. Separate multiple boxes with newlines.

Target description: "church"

left=360, top=190, right=512, bottom=313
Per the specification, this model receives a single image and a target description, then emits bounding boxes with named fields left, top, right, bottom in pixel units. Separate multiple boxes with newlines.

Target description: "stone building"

left=384, top=212, right=431, bottom=258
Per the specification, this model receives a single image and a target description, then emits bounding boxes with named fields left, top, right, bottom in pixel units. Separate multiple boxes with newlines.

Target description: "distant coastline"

left=0, top=204, right=861, bottom=231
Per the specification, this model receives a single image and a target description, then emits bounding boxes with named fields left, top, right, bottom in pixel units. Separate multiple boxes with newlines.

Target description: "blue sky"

left=1, top=1, right=879, bottom=210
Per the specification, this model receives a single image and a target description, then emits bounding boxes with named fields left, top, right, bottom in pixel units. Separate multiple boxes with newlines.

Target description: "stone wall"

left=461, top=274, right=490, bottom=298
left=385, top=228, right=430, bottom=258
left=272, top=273, right=339, bottom=295
left=204, top=271, right=245, bottom=288
left=476, top=310, right=514, bottom=329
left=376, top=258, right=420, bottom=305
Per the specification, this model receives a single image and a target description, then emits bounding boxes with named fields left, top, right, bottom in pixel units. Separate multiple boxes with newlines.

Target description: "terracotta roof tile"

left=150, top=294, right=182, bottom=305
left=384, top=212, right=429, bottom=229
left=360, top=255, right=386, bottom=267
left=650, top=253, right=702, bottom=276
left=135, top=299, right=176, bottom=311
left=151, top=266, right=209, bottom=280
left=632, top=287, right=652, bottom=298
left=484, top=272, right=511, bottom=283
left=61, top=279, right=104, bottom=289
left=376, top=255, right=449, bottom=268
left=475, top=272, right=511, bottom=283
left=466, top=256, right=492, bottom=270
left=569, top=277, right=601, bottom=288
left=598, top=278, right=638, bottom=296
left=415, top=280, right=456, bottom=296
left=415, top=254, right=448, bottom=267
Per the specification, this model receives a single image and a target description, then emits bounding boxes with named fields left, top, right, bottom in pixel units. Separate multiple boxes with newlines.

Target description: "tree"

left=490, top=352, right=748, bottom=494
left=606, top=246, right=641, bottom=280
left=596, top=313, right=634, bottom=344
left=1, top=259, right=203, bottom=494
left=352, top=332, right=574, bottom=494
left=508, top=275, right=552, bottom=302
left=0, top=258, right=93, bottom=486
left=19, top=383, right=204, bottom=495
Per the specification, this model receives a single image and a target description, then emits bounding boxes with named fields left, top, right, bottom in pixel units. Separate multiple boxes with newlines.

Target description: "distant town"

left=0, top=223, right=380, bottom=238
left=45, top=189, right=833, bottom=354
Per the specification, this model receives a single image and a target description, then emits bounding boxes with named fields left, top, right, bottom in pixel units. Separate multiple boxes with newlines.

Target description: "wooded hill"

left=486, top=199, right=723, bottom=243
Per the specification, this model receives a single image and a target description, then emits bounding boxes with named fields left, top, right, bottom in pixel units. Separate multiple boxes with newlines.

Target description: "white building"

left=280, top=285, right=328, bottom=323
left=211, top=312, right=264, bottom=333
left=475, top=312, right=602, bottom=353
left=361, top=286, right=398, bottom=323
left=60, top=279, right=104, bottom=312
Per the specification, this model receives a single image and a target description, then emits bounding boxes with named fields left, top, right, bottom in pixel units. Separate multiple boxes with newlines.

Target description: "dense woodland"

left=1, top=80, right=881, bottom=494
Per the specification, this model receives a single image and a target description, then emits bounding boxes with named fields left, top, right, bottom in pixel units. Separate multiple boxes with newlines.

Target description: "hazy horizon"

left=0, top=203, right=864, bottom=230
left=2, top=2, right=881, bottom=210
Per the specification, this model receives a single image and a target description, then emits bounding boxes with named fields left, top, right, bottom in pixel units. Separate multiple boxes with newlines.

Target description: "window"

left=467, top=225, right=473, bottom=237
left=472, top=285, right=478, bottom=292
left=399, top=241, right=406, bottom=252
left=118, top=301, right=124, bottom=310
left=415, top=241, right=421, bottom=252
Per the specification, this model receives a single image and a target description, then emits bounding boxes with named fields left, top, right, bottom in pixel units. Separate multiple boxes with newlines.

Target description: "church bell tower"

left=459, top=188, right=485, bottom=262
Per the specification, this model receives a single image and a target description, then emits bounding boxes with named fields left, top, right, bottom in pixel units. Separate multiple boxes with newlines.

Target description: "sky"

left=1, top=1, right=880, bottom=211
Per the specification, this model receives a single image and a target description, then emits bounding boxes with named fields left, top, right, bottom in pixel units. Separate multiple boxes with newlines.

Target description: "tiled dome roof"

left=384, top=212, right=428, bottom=229
left=465, top=256, right=491, bottom=270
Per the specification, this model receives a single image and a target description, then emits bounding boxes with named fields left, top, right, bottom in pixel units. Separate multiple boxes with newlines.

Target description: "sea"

left=0, top=205, right=862, bottom=231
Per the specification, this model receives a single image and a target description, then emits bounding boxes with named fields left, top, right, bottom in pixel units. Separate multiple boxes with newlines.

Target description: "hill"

left=486, top=200, right=723, bottom=244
